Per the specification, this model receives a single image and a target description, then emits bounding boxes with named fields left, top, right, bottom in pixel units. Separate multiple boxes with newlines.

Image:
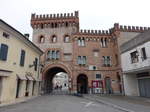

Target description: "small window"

left=51, top=23, right=54, bottom=28
left=96, top=74, right=101, bottom=79
left=65, top=22, right=68, bottom=27
left=78, top=38, right=85, bottom=46
left=55, top=23, right=57, bottom=28
left=3, top=32, right=9, bottom=38
left=141, top=47, right=147, bottom=60
left=20, top=50, right=26, bottom=66
left=130, top=51, right=139, bottom=63
left=0, top=44, right=8, bottom=61
left=93, top=50, right=99, bottom=57
left=100, top=38, right=107, bottom=48
left=47, top=50, right=60, bottom=60
left=39, top=35, right=45, bottom=43
left=77, top=56, right=87, bottom=65
left=41, top=24, right=44, bottom=29
left=64, top=35, right=70, bottom=43
left=51, top=35, right=57, bottom=43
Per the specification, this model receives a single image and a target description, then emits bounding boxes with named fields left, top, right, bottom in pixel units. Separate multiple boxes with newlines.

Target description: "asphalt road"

left=0, top=95, right=124, bottom=112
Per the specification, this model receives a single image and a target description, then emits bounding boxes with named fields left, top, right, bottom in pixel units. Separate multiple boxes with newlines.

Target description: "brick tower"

left=31, top=11, right=149, bottom=94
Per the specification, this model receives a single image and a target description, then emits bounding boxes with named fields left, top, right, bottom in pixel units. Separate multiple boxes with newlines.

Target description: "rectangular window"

left=34, top=58, right=38, bottom=71
left=130, top=51, right=139, bottom=63
left=78, top=38, right=85, bottom=46
left=2, top=32, right=9, bottom=38
left=96, top=74, right=101, bottom=79
left=77, top=56, right=86, bottom=65
left=141, top=47, right=147, bottom=60
left=0, top=44, right=8, bottom=61
left=20, top=50, right=26, bottom=66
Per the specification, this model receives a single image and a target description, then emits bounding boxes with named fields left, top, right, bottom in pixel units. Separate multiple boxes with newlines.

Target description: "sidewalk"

left=0, top=96, right=38, bottom=108
left=83, top=94, right=150, bottom=112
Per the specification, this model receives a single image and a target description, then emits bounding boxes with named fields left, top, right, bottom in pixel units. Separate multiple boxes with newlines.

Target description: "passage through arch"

left=42, top=66, right=71, bottom=94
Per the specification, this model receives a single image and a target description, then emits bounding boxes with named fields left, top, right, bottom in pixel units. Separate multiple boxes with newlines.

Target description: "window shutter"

left=20, top=50, right=25, bottom=66
left=0, top=44, right=8, bottom=61
left=34, top=58, right=38, bottom=71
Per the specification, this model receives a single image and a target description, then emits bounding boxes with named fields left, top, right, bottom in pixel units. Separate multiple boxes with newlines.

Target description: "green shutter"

left=20, top=50, right=25, bottom=66
left=0, top=44, right=8, bottom=61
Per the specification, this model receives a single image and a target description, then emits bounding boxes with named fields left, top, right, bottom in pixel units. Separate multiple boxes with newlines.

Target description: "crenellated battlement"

left=31, top=11, right=79, bottom=20
left=77, top=29, right=112, bottom=36
left=114, top=23, right=150, bottom=32
left=31, top=11, right=79, bottom=29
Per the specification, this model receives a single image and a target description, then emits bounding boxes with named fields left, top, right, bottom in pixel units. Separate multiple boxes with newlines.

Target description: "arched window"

left=64, top=35, right=70, bottom=43
left=39, top=35, right=45, bottom=43
left=78, top=37, right=85, bottom=46
left=41, top=24, right=44, bottom=29
left=51, top=23, right=54, bottom=28
left=65, top=22, right=68, bottom=27
left=104, top=38, right=107, bottom=47
left=100, top=38, right=107, bottom=48
left=51, top=35, right=57, bottom=43
left=55, top=23, right=57, bottom=28
left=100, top=38, right=103, bottom=47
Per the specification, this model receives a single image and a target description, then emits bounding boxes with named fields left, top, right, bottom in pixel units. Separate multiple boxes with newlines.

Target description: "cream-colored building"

left=0, top=19, right=43, bottom=105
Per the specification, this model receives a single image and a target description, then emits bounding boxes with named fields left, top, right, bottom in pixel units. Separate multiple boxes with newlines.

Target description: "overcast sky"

left=1, top=0, right=150, bottom=40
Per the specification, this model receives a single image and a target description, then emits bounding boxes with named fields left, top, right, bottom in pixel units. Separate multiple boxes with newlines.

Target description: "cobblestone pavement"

left=0, top=95, right=125, bottom=112
left=83, top=94, right=150, bottom=112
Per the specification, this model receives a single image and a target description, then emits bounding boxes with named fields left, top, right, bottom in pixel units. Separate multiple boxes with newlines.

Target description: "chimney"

left=24, top=33, right=30, bottom=39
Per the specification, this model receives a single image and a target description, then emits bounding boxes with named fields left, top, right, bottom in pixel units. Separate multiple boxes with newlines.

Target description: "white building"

left=121, top=30, right=150, bottom=97
left=53, top=72, right=69, bottom=90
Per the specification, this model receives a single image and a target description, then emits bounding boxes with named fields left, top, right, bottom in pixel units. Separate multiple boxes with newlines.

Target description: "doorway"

left=77, top=74, right=88, bottom=94
left=105, top=77, right=113, bottom=94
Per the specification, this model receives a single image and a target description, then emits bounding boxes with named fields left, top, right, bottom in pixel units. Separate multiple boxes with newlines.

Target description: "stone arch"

left=42, top=63, right=72, bottom=94
left=42, top=63, right=72, bottom=79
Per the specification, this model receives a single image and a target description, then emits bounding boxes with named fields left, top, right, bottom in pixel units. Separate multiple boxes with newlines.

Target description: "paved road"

left=0, top=95, right=124, bottom=112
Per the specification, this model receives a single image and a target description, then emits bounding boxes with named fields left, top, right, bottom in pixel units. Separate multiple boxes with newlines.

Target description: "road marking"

left=80, top=101, right=98, bottom=107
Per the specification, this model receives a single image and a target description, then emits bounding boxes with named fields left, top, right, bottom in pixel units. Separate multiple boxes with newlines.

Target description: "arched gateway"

left=42, top=63, right=72, bottom=94
left=31, top=11, right=123, bottom=95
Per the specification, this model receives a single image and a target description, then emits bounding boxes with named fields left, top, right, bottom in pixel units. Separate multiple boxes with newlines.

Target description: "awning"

left=17, top=74, right=27, bottom=80
left=0, top=69, right=12, bottom=77
left=26, top=75, right=34, bottom=81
